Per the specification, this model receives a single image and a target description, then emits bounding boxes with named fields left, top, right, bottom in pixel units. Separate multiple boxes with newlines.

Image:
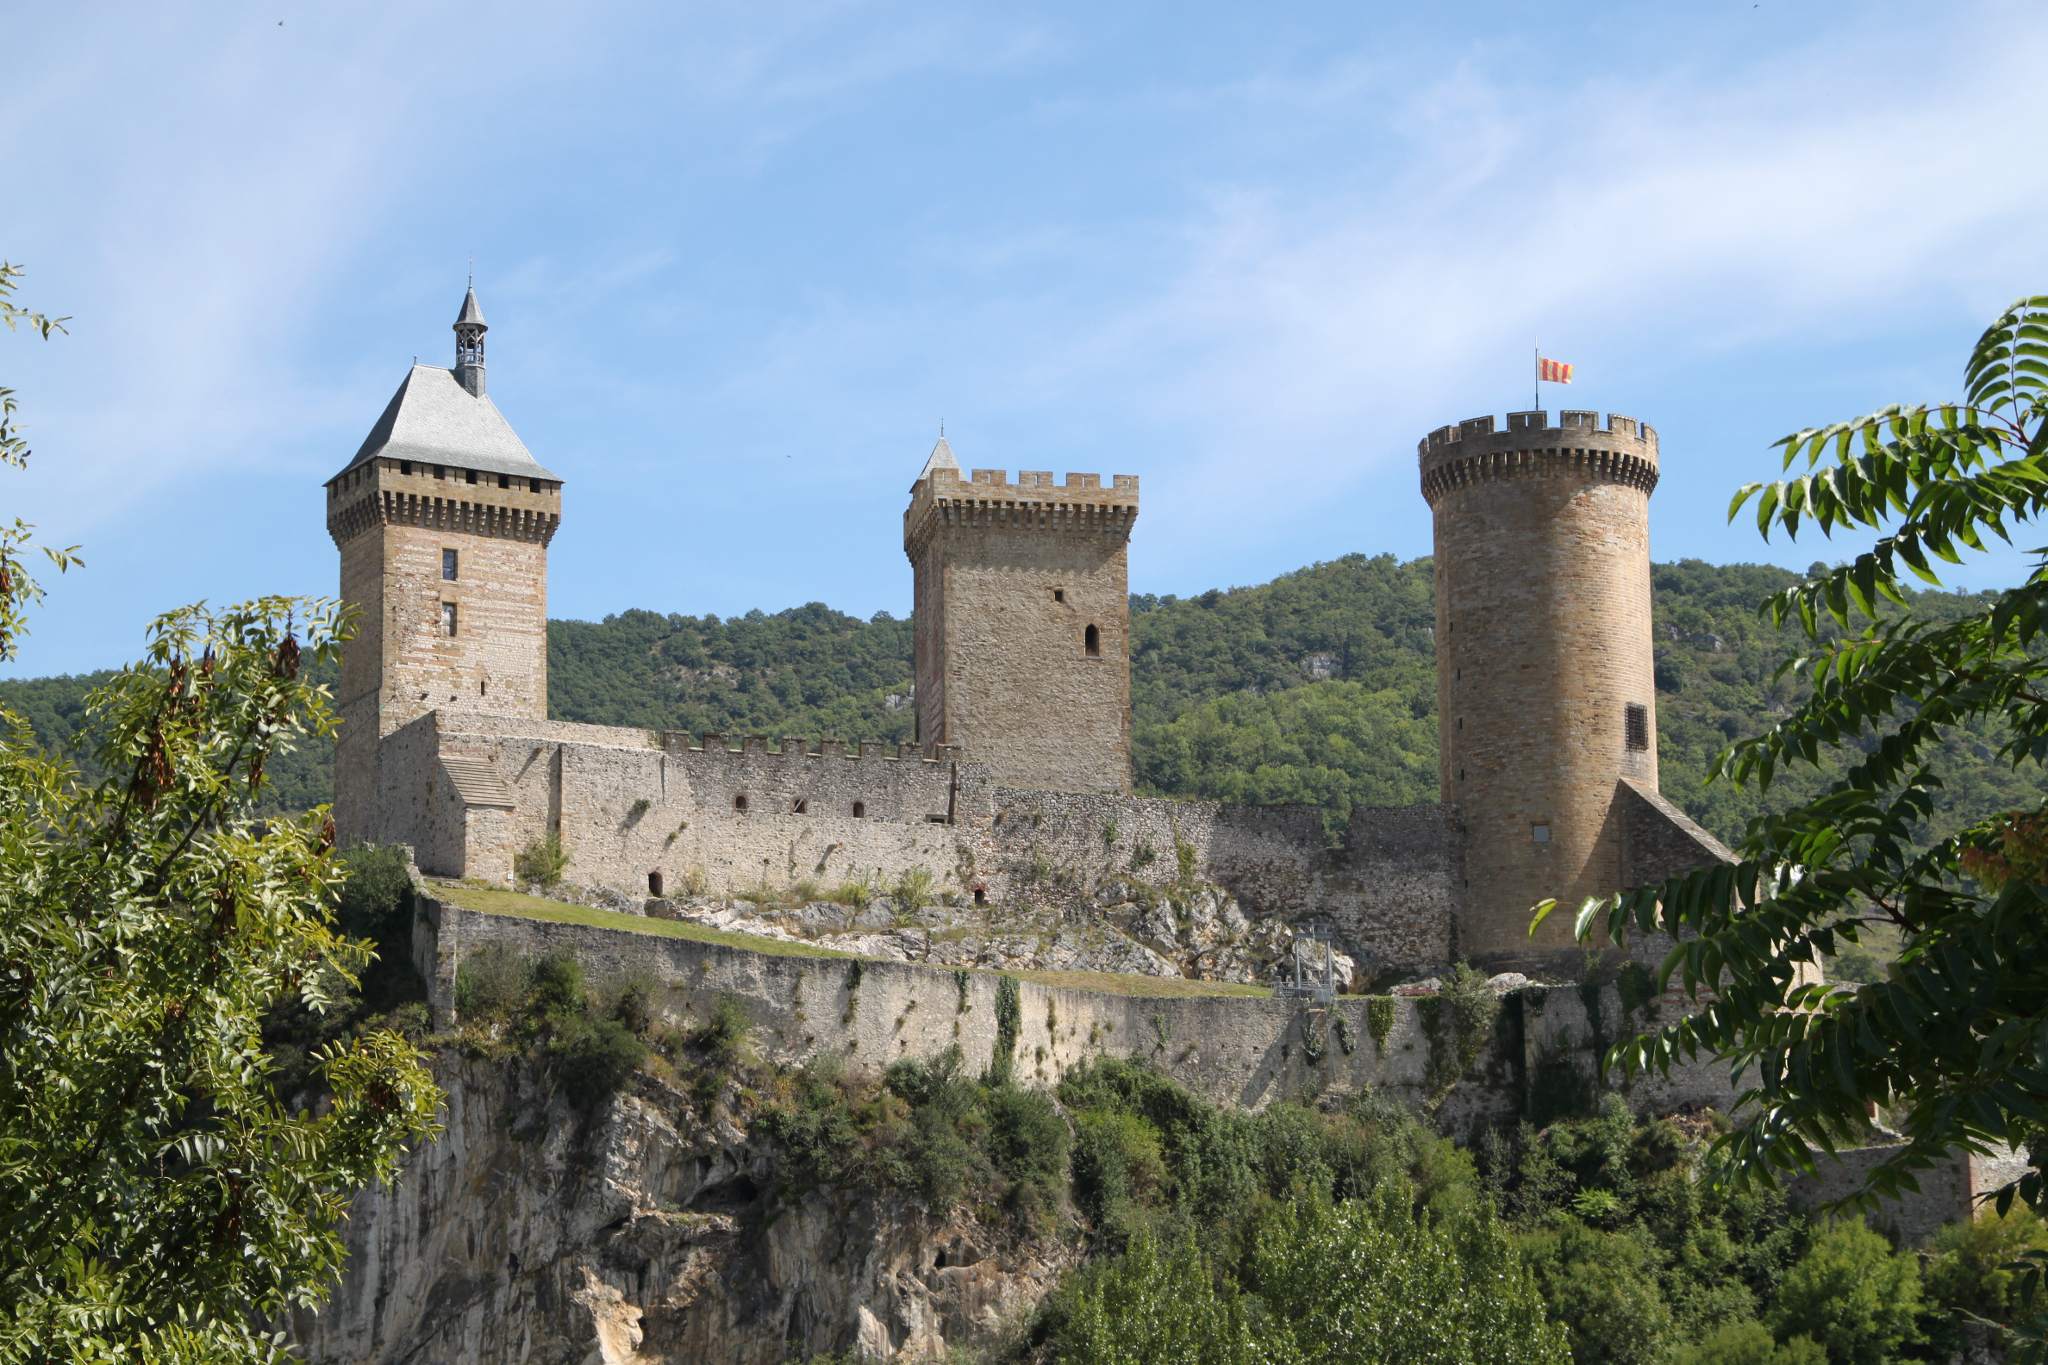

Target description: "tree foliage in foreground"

left=0, top=263, right=441, bottom=1361
left=1540, top=294, right=2048, bottom=1346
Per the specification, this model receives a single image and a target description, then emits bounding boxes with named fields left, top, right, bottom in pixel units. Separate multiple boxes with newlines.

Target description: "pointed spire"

left=917, top=434, right=960, bottom=483
left=453, top=284, right=487, bottom=396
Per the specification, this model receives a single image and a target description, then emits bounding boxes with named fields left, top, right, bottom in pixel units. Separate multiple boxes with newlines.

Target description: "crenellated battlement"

left=327, top=456, right=562, bottom=547
left=658, top=732, right=963, bottom=767
left=903, top=465, right=1139, bottom=555
left=1417, top=410, right=1659, bottom=505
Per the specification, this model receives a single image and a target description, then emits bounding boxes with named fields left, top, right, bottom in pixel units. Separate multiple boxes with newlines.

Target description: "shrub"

left=1923, top=1205, right=2048, bottom=1352
left=892, top=867, right=935, bottom=912
left=697, top=994, right=754, bottom=1068
left=455, top=944, right=527, bottom=1021
left=1668, top=1320, right=1826, bottom=1365
left=988, top=974, right=1021, bottom=1085
left=1029, top=1233, right=1260, bottom=1363
left=1072, top=1109, right=1167, bottom=1236
left=1248, top=1195, right=1569, bottom=1364
left=609, top=977, right=658, bottom=1034
left=1768, top=1220, right=1922, bottom=1364
left=524, top=952, right=586, bottom=1020
left=334, top=843, right=414, bottom=945
left=1517, top=1220, right=1674, bottom=1365
left=829, top=878, right=872, bottom=910
left=548, top=1014, right=647, bottom=1110
left=513, top=832, right=569, bottom=888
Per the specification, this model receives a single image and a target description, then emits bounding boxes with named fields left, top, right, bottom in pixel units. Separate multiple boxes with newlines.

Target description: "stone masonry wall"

left=972, top=789, right=1457, bottom=972
left=386, top=712, right=1457, bottom=973
left=1423, top=411, right=1661, bottom=965
left=420, top=895, right=1533, bottom=1130
left=906, top=468, right=1137, bottom=794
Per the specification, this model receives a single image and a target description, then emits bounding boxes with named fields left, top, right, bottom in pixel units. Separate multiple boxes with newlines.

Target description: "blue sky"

left=5, top=1, right=2045, bottom=677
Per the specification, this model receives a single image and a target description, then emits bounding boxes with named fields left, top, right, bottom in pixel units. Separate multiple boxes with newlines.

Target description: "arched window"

left=648, top=870, right=664, bottom=896
left=1084, top=624, right=1101, bottom=658
left=851, top=801, right=865, bottom=818
left=733, top=794, right=749, bottom=813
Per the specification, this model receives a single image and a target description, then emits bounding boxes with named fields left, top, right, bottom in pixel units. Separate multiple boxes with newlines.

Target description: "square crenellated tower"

left=903, top=437, right=1139, bottom=793
left=325, top=287, right=562, bottom=842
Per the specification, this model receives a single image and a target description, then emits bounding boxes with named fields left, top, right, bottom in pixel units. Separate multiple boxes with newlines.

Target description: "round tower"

left=1419, top=409, right=1660, bottom=966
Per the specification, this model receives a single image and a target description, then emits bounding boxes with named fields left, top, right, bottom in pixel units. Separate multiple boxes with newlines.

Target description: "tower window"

left=1531, top=822, right=1551, bottom=845
left=733, top=794, right=749, bottom=813
left=1053, top=588, right=1065, bottom=603
left=851, top=801, right=865, bottom=818
left=499, top=474, right=510, bottom=488
left=465, top=469, right=477, bottom=485
left=442, top=549, right=458, bottom=581
left=648, top=871, right=664, bottom=897
left=434, top=465, right=445, bottom=480
left=441, top=602, right=458, bottom=637
left=792, top=797, right=808, bottom=815
left=400, top=460, right=413, bottom=476
left=1084, top=624, right=1101, bottom=658
left=1626, top=703, right=1650, bottom=751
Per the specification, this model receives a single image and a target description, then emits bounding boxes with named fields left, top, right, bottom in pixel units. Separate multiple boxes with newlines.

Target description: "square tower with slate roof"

left=903, top=437, right=1139, bottom=793
left=324, top=287, right=562, bottom=842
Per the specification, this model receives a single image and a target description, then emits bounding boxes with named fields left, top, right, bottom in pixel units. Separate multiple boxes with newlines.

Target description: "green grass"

left=427, top=881, right=859, bottom=960
left=1010, top=969, right=1270, bottom=999
left=428, top=882, right=1273, bottom=997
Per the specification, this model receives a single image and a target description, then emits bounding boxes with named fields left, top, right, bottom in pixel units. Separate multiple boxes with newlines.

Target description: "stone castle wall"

left=384, top=711, right=1459, bottom=973
left=906, top=468, right=1138, bottom=794
left=414, top=894, right=1734, bottom=1129
left=1422, top=411, right=1662, bottom=964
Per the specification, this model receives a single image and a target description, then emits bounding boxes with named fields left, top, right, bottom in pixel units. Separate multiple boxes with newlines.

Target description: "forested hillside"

left=2, top=555, right=2030, bottom=846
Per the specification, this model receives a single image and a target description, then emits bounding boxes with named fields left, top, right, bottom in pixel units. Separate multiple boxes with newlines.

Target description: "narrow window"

left=851, top=801, right=865, bottom=818
left=1053, top=588, right=1065, bottom=603
left=499, top=473, right=510, bottom=489
left=733, top=794, right=749, bottom=813
left=434, top=464, right=445, bottom=479
left=465, top=468, right=477, bottom=484
left=400, top=460, right=413, bottom=476
left=1531, top=822, right=1551, bottom=845
left=441, top=602, right=458, bottom=637
left=973, top=887, right=987, bottom=907
left=442, top=548, right=458, bottom=581
left=1625, top=703, right=1650, bottom=751
left=792, top=797, right=808, bottom=815
left=648, top=870, right=664, bottom=896
left=1084, top=624, right=1101, bottom=658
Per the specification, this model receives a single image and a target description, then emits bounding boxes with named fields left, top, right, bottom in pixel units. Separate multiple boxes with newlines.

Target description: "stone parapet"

left=903, top=466, right=1138, bottom=558
left=1418, top=410, right=1659, bottom=506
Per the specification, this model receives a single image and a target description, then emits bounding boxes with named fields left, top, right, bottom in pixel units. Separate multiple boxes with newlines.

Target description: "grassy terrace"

left=424, top=881, right=1271, bottom=999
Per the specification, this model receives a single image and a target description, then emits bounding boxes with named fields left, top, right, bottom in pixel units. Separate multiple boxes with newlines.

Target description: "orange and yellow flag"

left=1538, top=357, right=1574, bottom=384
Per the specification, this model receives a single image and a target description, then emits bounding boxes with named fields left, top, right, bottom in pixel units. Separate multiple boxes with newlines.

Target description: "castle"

left=327, top=289, right=1729, bottom=974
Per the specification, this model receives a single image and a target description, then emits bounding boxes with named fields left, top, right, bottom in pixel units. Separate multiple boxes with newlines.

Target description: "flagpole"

left=1533, top=344, right=1539, bottom=413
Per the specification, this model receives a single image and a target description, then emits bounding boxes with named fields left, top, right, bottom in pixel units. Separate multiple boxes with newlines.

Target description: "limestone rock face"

left=293, top=1058, right=1068, bottom=1363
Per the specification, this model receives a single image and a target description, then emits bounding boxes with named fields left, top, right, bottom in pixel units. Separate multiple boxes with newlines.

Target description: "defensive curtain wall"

left=370, top=709, right=1462, bottom=974
left=413, top=890, right=1729, bottom=1137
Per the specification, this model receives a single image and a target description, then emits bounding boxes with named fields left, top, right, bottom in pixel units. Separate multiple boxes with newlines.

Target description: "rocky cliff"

left=294, top=1056, right=1067, bottom=1363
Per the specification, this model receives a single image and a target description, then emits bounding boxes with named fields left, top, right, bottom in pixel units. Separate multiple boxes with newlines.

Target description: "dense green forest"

left=1, top=554, right=2030, bottom=847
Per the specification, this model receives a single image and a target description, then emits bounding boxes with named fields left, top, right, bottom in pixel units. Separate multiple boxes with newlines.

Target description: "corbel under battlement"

left=1416, top=410, right=1660, bottom=505
left=660, top=732, right=964, bottom=767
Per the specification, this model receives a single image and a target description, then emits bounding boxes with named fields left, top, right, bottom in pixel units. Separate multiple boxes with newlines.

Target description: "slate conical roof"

left=329, top=364, right=558, bottom=483
left=455, top=286, right=486, bottom=329
left=915, top=435, right=960, bottom=485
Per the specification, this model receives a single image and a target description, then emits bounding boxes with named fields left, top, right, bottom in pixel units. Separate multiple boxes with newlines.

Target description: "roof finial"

left=939, top=417, right=945, bottom=438
left=453, top=282, right=487, bottom=397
